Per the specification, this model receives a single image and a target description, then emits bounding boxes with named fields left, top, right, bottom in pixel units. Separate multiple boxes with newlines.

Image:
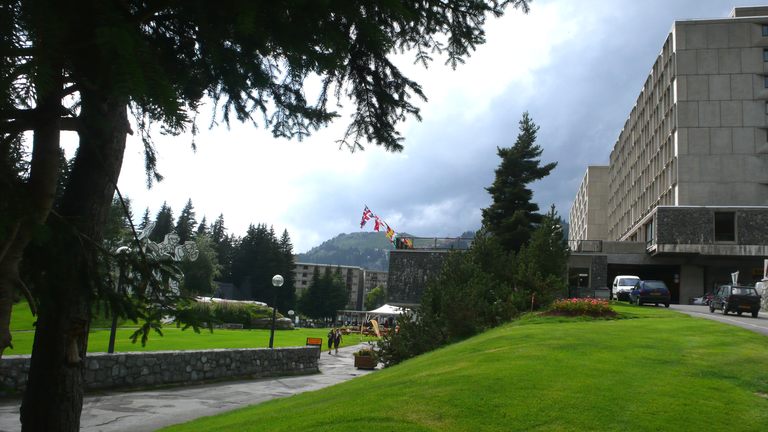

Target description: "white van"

left=612, top=275, right=640, bottom=301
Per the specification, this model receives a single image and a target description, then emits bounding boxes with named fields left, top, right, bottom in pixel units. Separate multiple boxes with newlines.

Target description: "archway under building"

left=608, top=264, right=680, bottom=304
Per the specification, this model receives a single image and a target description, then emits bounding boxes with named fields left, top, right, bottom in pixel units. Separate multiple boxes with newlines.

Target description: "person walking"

left=333, top=328, right=342, bottom=355
left=327, top=328, right=335, bottom=354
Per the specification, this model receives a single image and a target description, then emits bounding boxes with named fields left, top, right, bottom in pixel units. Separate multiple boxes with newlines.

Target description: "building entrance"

left=607, top=264, right=681, bottom=304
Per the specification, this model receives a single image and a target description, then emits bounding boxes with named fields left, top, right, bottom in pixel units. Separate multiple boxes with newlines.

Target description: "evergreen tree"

left=231, top=223, right=285, bottom=306
left=211, top=214, right=226, bottom=244
left=196, top=216, right=208, bottom=236
left=278, top=229, right=296, bottom=312
left=150, top=202, right=175, bottom=243
left=175, top=199, right=197, bottom=243
left=137, top=208, right=151, bottom=232
left=297, top=271, right=348, bottom=321
left=481, top=112, right=557, bottom=252
left=103, top=196, right=132, bottom=248
left=179, top=234, right=221, bottom=296
left=0, top=1, right=531, bottom=428
left=514, top=204, right=569, bottom=305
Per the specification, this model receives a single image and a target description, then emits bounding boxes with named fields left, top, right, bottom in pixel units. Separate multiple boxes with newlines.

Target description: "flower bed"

left=546, top=298, right=616, bottom=317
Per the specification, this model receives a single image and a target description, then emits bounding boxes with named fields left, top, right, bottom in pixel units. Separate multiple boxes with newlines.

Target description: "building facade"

left=569, top=7, right=768, bottom=303
left=293, top=263, right=387, bottom=310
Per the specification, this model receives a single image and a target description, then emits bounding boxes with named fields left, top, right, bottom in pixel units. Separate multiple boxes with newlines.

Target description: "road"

left=0, top=343, right=375, bottom=432
left=670, top=304, right=768, bottom=336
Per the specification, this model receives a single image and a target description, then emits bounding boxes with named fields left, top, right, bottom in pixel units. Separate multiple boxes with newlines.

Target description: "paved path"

left=0, top=343, right=376, bottom=432
left=670, top=304, right=768, bottom=336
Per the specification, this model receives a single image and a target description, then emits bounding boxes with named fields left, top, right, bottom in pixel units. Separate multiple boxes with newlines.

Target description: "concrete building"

left=569, top=166, right=610, bottom=245
left=293, top=263, right=387, bottom=310
left=569, top=6, right=768, bottom=303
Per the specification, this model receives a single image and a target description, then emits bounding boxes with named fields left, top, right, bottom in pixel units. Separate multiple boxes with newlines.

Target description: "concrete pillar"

left=680, top=264, right=704, bottom=303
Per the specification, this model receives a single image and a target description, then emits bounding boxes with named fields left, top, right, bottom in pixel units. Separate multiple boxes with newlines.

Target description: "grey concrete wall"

left=387, top=250, right=450, bottom=306
left=0, top=346, right=319, bottom=396
left=656, top=207, right=768, bottom=245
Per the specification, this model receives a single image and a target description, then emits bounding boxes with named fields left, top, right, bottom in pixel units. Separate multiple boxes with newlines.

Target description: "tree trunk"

left=20, top=90, right=129, bottom=432
left=0, top=78, right=63, bottom=357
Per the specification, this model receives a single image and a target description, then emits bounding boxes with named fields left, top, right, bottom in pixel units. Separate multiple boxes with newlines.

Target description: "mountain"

left=296, top=231, right=476, bottom=271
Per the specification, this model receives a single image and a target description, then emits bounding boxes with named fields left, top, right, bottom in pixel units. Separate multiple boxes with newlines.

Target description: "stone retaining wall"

left=0, top=346, right=320, bottom=395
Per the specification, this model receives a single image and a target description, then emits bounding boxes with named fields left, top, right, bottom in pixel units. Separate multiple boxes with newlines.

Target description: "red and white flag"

left=360, top=206, right=373, bottom=228
left=373, top=217, right=381, bottom=232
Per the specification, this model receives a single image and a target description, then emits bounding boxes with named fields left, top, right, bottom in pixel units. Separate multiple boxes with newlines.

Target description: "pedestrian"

left=327, top=328, right=334, bottom=354
left=333, top=328, right=342, bottom=355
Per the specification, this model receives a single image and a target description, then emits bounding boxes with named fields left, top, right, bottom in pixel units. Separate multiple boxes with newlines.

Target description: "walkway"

left=670, top=304, right=768, bottom=336
left=0, top=343, right=376, bottom=432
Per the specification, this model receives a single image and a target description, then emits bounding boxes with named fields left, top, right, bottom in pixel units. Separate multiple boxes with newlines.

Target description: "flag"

left=360, top=206, right=373, bottom=228
left=373, top=217, right=381, bottom=232
left=385, top=227, right=395, bottom=241
left=404, top=238, right=413, bottom=249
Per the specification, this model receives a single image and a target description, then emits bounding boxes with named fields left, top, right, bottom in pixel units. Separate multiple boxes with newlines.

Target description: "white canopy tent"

left=367, top=304, right=408, bottom=316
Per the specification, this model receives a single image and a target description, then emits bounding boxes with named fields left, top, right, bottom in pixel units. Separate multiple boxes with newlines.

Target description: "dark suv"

left=709, top=285, right=761, bottom=318
left=629, top=280, right=671, bottom=307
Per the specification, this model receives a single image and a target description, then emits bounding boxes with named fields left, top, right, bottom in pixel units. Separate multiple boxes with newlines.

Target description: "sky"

left=62, top=0, right=768, bottom=253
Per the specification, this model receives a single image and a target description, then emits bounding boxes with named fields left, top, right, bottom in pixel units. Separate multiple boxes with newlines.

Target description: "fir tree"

left=481, top=112, right=557, bottom=252
left=137, top=208, right=151, bottom=232
left=278, top=229, right=297, bottom=312
left=0, top=1, right=532, bottom=428
left=175, top=199, right=197, bottom=243
left=150, top=202, right=175, bottom=243
left=196, top=216, right=208, bottom=236
left=211, top=214, right=226, bottom=245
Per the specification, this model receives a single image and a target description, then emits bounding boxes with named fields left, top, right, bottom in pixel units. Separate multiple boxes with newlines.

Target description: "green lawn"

left=161, top=304, right=768, bottom=431
left=8, top=301, right=373, bottom=354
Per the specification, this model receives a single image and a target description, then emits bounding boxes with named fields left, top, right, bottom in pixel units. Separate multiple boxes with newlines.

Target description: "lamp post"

left=268, top=274, right=284, bottom=349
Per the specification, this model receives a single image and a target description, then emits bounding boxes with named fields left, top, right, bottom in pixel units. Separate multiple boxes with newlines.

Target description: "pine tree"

left=211, top=214, right=226, bottom=245
left=137, top=208, right=151, bottom=232
left=175, top=199, right=197, bottom=243
left=150, top=202, right=175, bottom=243
left=103, top=196, right=132, bottom=247
left=481, top=112, right=557, bottom=252
left=278, top=229, right=296, bottom=312
left=196, top=216, right=208, bottom=236
left=0, top=1, right=532, bottom=428
left=179, top=234, right=222, bottom=296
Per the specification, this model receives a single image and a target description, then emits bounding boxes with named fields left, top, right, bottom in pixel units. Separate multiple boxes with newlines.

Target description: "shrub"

left=190, top=301, right=280, bottom=328
left=548, top=298, right=615, bottom=317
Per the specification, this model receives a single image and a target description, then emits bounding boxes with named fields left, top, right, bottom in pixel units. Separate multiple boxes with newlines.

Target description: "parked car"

left=612, top=275, right=640, bottom=301
left=709, top=285, right=761, bottom=318
left=629, top=280, right=670, bottom=307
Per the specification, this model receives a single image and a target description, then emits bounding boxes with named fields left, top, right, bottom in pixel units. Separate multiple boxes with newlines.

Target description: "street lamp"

left=268, top=274, right=284, bottom=349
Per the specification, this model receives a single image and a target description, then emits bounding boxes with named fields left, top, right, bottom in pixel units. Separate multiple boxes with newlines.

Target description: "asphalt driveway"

left=670, top=304, right=768, bottom=336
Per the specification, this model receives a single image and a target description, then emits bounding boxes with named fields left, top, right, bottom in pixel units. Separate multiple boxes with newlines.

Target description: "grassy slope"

left=8, top=301, right=372, bottom=354
left=162, top=304, right=768, bottom=432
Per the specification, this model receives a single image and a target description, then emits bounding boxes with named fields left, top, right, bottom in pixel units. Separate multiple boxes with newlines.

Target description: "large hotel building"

left=568, top=6, right=768, bottom=303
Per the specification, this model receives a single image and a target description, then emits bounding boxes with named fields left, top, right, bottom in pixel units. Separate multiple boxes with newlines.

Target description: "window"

left=714, top=212, right=736, bottom=242
left=764, top=76, right=768, bottom=88
left=764, top=49, right=768, bottom=62
left=644, top=221, right=654, bottom=245
left=765, top=101, right=768, bottom=114
left=763, top=25, right=768, bottom=36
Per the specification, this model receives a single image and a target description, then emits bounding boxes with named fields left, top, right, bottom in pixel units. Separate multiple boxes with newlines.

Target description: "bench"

left=306, top=337, right=323, bottom=347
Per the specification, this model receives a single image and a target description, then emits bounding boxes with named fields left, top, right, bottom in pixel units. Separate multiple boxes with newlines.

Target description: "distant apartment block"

left=568, top=166, right=609, bottom=245
left=569, top=6, right=768, bottom=303
left=293, top=262, right=387, bottom=310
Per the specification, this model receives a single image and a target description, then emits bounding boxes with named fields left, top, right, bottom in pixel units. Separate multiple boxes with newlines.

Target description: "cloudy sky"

left=68, top=0, right=766, bottom=253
